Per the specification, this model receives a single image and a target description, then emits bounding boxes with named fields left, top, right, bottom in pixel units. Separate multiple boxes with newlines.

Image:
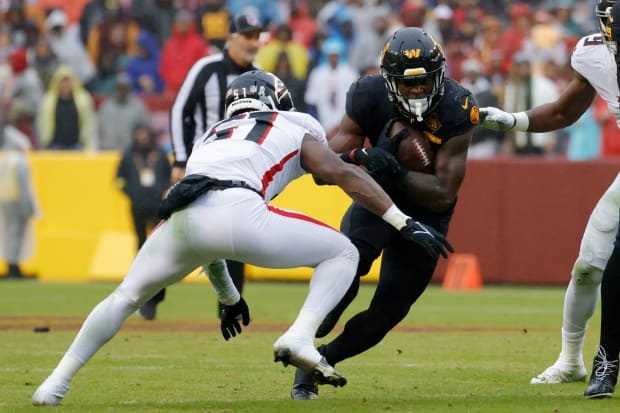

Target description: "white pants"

left=118, top=188, right=356, bottom=306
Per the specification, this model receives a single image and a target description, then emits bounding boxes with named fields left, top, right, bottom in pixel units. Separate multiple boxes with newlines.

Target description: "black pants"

left=321, top=202, right=451, bottom=366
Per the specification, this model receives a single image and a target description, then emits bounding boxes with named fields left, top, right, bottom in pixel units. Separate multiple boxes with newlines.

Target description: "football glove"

left=340, top=147, right=402, bottom=177
left=220, top=297, right=250, bottom=341
left=376, top=118, right=411, bottom=154
left=400, top=219, right=454, bottom=260
left=479, top=107, right=516, bottom=131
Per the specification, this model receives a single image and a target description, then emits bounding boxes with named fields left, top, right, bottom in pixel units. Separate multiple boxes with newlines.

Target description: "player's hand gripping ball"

left=388, top=119, right=435, bottom=174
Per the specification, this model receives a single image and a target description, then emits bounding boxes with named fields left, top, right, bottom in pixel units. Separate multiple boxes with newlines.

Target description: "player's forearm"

left=396, top=171, right=458, bottom=213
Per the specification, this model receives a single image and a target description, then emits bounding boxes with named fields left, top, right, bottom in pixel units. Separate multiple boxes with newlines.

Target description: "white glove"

left=479, top=107, right=517, bottom=131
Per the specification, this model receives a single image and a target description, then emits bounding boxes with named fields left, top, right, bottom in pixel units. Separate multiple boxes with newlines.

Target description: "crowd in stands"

left=0, top=0, right=617, bottom=160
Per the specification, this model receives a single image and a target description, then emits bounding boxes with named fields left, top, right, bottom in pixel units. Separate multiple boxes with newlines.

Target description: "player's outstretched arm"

left=480, top=70, right=596, bottom=133
left=301, top=136, right=453, bottom=259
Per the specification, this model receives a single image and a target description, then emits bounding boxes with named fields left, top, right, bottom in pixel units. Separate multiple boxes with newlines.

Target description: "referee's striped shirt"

left=170, top=50, right=258, bottom=167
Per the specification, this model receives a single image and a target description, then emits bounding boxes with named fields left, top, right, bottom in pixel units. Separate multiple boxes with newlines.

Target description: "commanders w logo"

left=403, top=49, right=421, bottom=59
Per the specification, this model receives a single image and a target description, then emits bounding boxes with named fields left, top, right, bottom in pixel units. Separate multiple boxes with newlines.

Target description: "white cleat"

left=530, top=362, right=587, bottom=384
left=273, top=333, right=347, bottom=388
left=32, top=378, right=70, bottom=406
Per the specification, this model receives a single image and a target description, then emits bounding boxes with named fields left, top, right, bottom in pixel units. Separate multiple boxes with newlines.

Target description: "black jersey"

left=345, top=74, right=479, bottom=219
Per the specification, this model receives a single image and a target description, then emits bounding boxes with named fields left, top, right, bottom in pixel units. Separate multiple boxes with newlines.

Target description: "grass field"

left=1, top=280, right=617, bottom=412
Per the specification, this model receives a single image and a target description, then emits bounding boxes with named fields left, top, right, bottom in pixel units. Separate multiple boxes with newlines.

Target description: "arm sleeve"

left=206, top=259, right=241, bottom=305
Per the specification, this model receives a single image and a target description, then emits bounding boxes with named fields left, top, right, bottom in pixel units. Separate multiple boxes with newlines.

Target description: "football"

left=389, top=119, right=435, bottom=174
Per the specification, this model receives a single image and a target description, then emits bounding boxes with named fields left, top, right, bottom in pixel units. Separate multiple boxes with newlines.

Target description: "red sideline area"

left=433, top=156, right=619, bottom=285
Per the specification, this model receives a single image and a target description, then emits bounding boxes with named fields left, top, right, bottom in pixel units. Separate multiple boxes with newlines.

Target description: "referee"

left=138, top=12, right=264, bottom=320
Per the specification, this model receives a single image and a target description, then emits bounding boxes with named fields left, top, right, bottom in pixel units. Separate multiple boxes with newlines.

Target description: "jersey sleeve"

left=571, top=35, right=605, bottom=79
left=345, top=76, right=378, bottom=128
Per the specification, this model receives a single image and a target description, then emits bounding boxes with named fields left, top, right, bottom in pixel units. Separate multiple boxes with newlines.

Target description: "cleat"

left=584, top=346, right=618, bottom=399
left=273, top=334, right=347, bottom=388
left=291, top=366, right=319, bottom=400
left=32, top=378, right=69, bottom=406
left=531, top=362, right=587, bottom=384
left=291, top=384, right=319, bottom=400
left=311, top=357, right=347, bottom=387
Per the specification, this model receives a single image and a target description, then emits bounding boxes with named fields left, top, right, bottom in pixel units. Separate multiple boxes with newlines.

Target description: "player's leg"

left=532, top=176, right=620, bottom=384
left=226, top=201, right=358, bottom=384
left=584, top=222, right=620, bottom=399
left=32, top=216, right=203, bottom=406
left=292, top=210, right=446, bottom=400
left=217, top=260, right=244, bottom=317
left=315, top=204, right=387, bottom=338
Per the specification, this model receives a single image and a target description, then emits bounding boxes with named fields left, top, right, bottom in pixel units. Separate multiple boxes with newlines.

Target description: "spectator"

left=0, top=126, right=37, bottom=280
left=225, top=0, right=282, bottom=28
left=115, top=123, right=170, bottom=249
left=196, top=0, right=229, bottom=52
left=348, top=7, right=392, bottom=75
left=160, top=9, right=208, bottom=95
left=129, top=0, right=176, bottom=47
left=255, top=23, right=309, bottom=79
left=84, top=6, right=139, bottom=87
left=500, top=3, right=534, bottom=73
left=37, top=65, right=97, bottom=151
left=97, top=73, right=151, bottom=151
left=45, top=9, right=96, bottom=87
left=273, top=50, right=306, bottom=113
left=5, top=47, right=43, bottom=147
left=304, top=37, right=359, bottom=138
left=124, top=29, right=164, bottom=94
left=0, top=24, right=13, bottom=63
left=288, top=0, right=317, bottom=49
left=79, top=0, right=127, bottom=46
left=399, top=0, right=442, bottom=43
left=29, top=36, right=59, bottom=90
left=501, top=53, right=559, bottom=155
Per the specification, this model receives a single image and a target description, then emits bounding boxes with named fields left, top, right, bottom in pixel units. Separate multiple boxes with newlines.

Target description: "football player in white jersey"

left=480, top=0, right=620, bottom=399
left=31, top=70, right=453, bottom=406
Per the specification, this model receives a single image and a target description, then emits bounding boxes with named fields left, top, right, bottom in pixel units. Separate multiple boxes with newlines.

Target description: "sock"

left=559, top=277, right=600, bottom=365
left=291, top=243, right=357, bottom=338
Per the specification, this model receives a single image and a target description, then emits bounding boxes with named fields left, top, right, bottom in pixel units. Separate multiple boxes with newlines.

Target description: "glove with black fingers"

left=376, top=118, right=412, bottom=155
left=220, top=297, right=250, bottom=341
left=400, top=219, right=454, bottom=260
left=340, top=147, right=403, bottom=178
left=479, top=107, right=518, bottom=131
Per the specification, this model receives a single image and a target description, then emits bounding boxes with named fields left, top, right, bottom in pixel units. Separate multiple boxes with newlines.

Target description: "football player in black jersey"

left=290, top=27, right=479, bottom=399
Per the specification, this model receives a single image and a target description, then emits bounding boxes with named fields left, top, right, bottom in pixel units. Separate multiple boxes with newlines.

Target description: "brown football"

left=389, top=119, right=435, bottom=174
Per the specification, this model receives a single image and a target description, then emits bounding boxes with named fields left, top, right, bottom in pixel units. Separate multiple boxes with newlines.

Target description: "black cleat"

left=291, top=367, right=319, bottom=400
left=584, top=346, right=618, bottom=399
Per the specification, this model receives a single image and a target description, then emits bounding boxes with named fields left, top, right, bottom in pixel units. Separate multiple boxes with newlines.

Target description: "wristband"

left=340, top=150, right=357, bottom=164
left=381, top=204, right=410, bottom=230
left=512, top=112, right=529, bottom=131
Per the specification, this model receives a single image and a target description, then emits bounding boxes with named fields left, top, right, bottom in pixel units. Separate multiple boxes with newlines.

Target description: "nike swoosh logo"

left=461, top=97, right=469, bottom=110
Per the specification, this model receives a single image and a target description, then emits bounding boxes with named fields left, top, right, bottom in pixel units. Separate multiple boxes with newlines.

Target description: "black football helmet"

left=224, top=70, right=295, bottom=117
left=380, top=27, right=446, bottom=121
left=596, top=0, right=620, bottom=54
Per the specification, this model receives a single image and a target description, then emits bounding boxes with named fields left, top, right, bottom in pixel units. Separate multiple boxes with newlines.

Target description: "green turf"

left=1, top=281, right=616, bottom=412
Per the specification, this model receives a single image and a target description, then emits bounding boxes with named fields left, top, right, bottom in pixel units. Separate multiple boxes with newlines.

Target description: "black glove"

left=376, top=121, right=411, bottom=155
left=220, top=297, right=250, bottom=341
left=340, top=147, right=402, bottom=177
left=400, top=219, right=454, bottom=260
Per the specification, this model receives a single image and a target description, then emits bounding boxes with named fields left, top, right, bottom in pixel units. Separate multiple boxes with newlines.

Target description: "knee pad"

left=571, top=257, right=603, bottom=286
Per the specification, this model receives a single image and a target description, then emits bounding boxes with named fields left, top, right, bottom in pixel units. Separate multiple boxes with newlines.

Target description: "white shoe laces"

left=593, top=346, right=619, bottom=380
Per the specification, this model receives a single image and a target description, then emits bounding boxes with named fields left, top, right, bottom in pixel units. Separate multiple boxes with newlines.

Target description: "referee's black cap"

left=229, top=12, right=264, bottom=34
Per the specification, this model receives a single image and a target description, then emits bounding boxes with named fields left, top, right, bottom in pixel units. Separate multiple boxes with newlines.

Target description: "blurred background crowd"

left=0, top=0, right=614, bottom=160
